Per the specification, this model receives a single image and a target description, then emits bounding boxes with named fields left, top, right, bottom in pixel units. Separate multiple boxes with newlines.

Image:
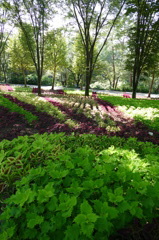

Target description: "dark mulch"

left=110, top=218, right=159, bottom=240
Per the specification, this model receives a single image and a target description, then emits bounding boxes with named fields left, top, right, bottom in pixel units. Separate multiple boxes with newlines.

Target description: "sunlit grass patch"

left=100, top=95, right=159, bottom=131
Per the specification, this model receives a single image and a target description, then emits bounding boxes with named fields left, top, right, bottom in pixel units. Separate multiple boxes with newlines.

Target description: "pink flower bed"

left=123, top=93, right=131, bottom=98
left=0, top=84, right=13, bottom=92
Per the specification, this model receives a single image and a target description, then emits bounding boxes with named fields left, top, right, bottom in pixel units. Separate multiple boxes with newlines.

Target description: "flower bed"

left=0, top=84, right=13, bottom=92
left=1, top=93, right=159, bottom=144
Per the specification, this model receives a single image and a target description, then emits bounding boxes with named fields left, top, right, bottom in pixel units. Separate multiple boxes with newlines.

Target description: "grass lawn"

left=0, top=86, right=159, bottom=240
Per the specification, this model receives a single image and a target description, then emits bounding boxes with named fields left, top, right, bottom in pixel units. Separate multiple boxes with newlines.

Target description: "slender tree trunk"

left=76, top=74, right=82, bottom=88
left=52, top=66, right=56, bottom=90
left=115, top=77, right=119, bottom=90
left=130, top=73, right=133, bottom=87
left=132, top=73, right=138, bottom=99
left=112, top=46, right=116, bottom=89
left=148, top=71, right=155, bottom=98
left=85, top=67, right=92, bottom=96
left=132, top=54, right=141, bottom=98
left=3, top=69, right=7, bottom=83
left=22, top=69, right=27, bottom=87
left=85, top=49, right=93, bottom=96
left=37, top=71, right=42, bottom=95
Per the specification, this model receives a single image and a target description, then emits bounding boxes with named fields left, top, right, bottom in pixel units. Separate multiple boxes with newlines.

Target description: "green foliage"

left=26, top=74, right=38, bottom=85
left=10, top=92, right=67, bottom=122
left=14, top=86, right=32, bottom=92
left=100, top=95, right=159, bottom=131
left=41, top=75, right=52, bottom=86
left=0, top=133, right=159, bottom=239
left=0, top=94, right=37, bottom=123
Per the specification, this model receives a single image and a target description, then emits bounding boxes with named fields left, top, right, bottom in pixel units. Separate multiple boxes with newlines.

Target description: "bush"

left=27, top=74, right=38, bottom=85
left=9, top=73, right=24, bottom=84
left=90, top=81, right=109, bottom=90
left=41, top=75, right=52, bottom=86
left=0, top=133, right=159, bottom=239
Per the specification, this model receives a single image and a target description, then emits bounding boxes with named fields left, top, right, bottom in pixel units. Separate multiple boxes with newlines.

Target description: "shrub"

left=27, top=74, right=37, bottom=85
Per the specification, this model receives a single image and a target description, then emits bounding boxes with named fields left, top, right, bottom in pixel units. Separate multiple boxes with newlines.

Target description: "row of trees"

left=0, top=0, right=159, bottom=97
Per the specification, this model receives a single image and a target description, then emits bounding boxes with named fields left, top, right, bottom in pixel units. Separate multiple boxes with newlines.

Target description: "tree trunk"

left=52, top=66, right=56, bottom=90
left=37, top=72, right=42, bottom=96
left=148, top=71, right=155, bottom=98
left=85, top=67, right=92, bottom=96
left=22, top=70, right=27, bottom=87
left=76, top=74, right=82, bottom=88
left=132, top=75, right=138, bottom=98
left=114, top=77, right=119, bottom=90
left=85, top=50, right=93, bottom=96
left=132, top=56, right=141, bottom=99
left=130, top=73, right=133, bottom=87
left=112, top=46, right=116, bottom=89
left=3, top=70, right=7, bottom=83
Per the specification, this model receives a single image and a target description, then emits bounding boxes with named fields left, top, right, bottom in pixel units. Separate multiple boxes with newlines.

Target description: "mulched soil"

left=0, top=105, right=37, bottom=141
left=110, top=218, right=159, bottom=240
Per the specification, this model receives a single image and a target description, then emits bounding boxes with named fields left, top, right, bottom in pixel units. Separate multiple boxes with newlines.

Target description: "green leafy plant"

left=0, top=133, right=159, bottom=239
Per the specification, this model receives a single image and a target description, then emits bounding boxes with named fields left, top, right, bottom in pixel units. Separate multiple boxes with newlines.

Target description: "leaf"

left=74, top=214, right=87, bottom=224
left=40, top=221, right=51, bottom=233
left=81, top=222, right=94, bottom=237
left=46, top=196, right=58, bottom=211
left=95, top=217, right=113, bottom=233
left=80, top=200, right=92, bottom=214
left=9, top=188, right=35, bottom=207
left=37, top=182, right=54, bottom=203
left=0, top=150, right=6, bottom=163
left=0, top=231, right=8, bottom=240
left=87, top=213, right=98, bottom=223
left=65, top=224, right=80, bottom=240
left=27, top=213, right=44, bottom=229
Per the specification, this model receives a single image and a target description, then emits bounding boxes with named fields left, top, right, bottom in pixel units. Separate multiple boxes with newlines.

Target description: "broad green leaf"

left=27, top=213, right=44, bottom=229
left=80, top=200, right=92, bottom=214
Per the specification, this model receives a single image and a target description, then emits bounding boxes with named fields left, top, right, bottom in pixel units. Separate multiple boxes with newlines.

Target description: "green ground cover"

left=0, top=133, right=159, bottom=240
left=100, top=95, right=159, bottom=131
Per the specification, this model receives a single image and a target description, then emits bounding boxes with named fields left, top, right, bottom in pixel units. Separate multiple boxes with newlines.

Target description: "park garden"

left=1, top=0, right=159, bottom=239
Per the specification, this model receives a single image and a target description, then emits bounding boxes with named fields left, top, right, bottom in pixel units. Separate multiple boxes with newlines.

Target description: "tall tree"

left=0, top=45, right=9, bottom=83
left=67, top=0, right=126, bottom=96
left=11, top=0, right=52, bottom=95
left=0, top=0, right=13, bottom=59
left=126, top=0, right=159, bottom=98
left=67, top=34, right=86, bottom=88
left=44, top=29, right=67, bottom=90
left=9, top=30, right=34, bottom=87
